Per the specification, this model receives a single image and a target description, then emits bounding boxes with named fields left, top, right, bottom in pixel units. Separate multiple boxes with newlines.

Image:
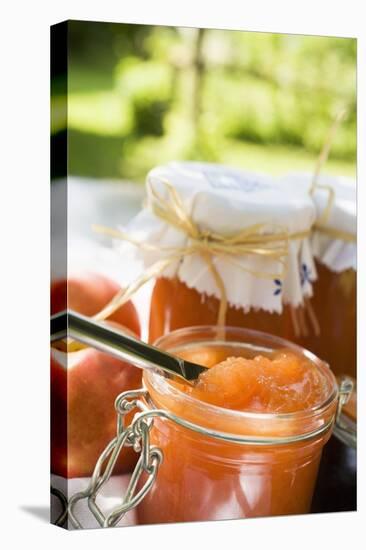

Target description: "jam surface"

left=183, top=352, right=327, bottom=413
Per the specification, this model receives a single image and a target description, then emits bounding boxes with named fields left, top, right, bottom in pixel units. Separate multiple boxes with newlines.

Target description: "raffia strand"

left=309, top=109, right=347, bottom=226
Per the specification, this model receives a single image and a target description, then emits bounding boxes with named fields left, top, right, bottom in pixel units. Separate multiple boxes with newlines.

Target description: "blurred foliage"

left=51, top=21, right=356, bottom=181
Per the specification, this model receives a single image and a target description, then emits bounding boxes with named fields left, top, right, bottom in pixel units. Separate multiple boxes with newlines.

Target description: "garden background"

left=51, top=21, right=356, bottom=181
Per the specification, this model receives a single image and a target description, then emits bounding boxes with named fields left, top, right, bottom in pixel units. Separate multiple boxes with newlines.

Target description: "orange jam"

left=179, top=352, right=328, bottom=414
left=295, top=261, right=356, bottom=379
left=136, top=327, right=338, bottom=524
left=149, top=276, right=294, bottom=343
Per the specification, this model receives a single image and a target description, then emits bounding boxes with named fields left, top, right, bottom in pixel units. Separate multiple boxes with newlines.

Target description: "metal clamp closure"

left=334, top=376, right=356, bottom=448
left=67, top=389, right=163, bottom=529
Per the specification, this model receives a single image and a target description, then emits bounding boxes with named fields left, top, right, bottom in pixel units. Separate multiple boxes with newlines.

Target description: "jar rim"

left=145, top=325, right=338, bottom=424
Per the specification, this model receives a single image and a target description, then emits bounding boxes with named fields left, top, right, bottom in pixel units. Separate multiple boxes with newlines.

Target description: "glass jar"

left=141, top=162, right=316, bottom=343
left=136, top=326, right=339, bottom=524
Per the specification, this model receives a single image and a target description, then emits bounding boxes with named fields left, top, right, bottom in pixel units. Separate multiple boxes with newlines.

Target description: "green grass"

left=67, top=128, right=356, bottom=182
left=219, top=140, right=356, bottom=178
left=60, top=61, right=356, bottom=182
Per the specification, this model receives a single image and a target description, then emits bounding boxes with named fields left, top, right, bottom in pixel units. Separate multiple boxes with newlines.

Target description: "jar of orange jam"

left=280, top=173, right=356, bottom=379
left=118, top=161, right=316, bottom=343
left=133, top=326, right=340, bottom=523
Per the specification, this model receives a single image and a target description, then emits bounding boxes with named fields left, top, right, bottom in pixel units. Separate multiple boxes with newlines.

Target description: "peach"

left=51, top=273, right=141, bottom=478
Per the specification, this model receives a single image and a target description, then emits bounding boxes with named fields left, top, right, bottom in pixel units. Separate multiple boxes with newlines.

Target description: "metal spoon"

left=50, top=310, right=207, bottom=382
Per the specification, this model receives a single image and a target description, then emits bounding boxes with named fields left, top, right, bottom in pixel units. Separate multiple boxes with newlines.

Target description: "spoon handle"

left=50, top=310, right=206, bottom=382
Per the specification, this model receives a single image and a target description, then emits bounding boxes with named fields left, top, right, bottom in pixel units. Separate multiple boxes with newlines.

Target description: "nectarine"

left=51, top=273, right=141, bottom=478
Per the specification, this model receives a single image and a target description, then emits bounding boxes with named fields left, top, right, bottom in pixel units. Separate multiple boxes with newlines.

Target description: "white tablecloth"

left=51, top=474, right=137, bottom=529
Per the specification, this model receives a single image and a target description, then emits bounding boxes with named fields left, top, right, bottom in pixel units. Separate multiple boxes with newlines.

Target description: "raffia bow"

left=93, top=179, right=310, bottom=327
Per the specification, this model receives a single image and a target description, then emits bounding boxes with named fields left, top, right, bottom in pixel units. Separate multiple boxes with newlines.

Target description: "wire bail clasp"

left=336, top=376, right=354, bottom=423
left=67, top=388, right=163, bottom=529
left=334, top=376, right=356, bottom=449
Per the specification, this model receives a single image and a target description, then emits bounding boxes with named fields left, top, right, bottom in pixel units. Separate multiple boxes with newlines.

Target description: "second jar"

left=280, top=172, right=356, bottom=380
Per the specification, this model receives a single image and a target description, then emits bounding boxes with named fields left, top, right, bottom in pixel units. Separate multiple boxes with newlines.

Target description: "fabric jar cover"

left=280, top=172, right=356, bottom=273
left=115, top=162, right=317, bottom=314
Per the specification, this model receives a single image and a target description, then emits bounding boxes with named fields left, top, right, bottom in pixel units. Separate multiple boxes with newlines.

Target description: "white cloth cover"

left=280, top=172, right=356, bottom=272
left=115, top=162, right=317, bottom=313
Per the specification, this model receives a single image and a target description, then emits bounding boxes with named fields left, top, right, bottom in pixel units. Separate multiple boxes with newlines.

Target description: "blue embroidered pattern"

left=273, top=279, right=282, bottom=296
left=300, top=264, right=312, bottom=286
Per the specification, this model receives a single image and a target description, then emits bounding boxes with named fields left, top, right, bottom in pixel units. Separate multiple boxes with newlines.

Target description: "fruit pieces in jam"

left=176, top=346, right=331, bottom=414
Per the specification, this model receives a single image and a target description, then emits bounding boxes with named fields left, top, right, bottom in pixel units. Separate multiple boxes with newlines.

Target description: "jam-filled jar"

left=119, top=162, right=316, bottom=343
left=135, top=326, right=339, bottom=523
left=281, top=173, right=356, bottom=379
